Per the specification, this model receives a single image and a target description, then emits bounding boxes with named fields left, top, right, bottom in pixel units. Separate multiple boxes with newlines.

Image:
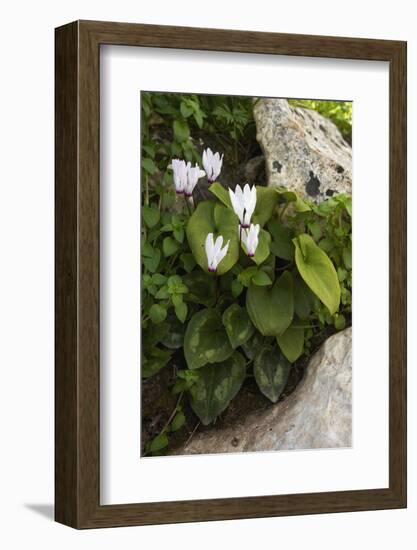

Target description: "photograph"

left=140, top=91, right=353, bottom=457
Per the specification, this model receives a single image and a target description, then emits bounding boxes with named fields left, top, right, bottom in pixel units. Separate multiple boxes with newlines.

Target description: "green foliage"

left=188, top=352, right=246, bottom=425
left=141, top=91, right=352, bottom=454
left=254, top=346, right=291, bottom=403
left=288, top=99, right=352, bottom=142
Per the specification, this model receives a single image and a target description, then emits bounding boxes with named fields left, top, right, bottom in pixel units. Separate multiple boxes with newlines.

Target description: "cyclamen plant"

left=142, top=145, right=352, bottom=456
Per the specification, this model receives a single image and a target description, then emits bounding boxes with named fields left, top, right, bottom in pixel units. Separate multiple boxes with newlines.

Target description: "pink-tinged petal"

left=205, top=233, right=215, bottom=260
left=213, top=235, right=224, bottom=258
left=216, top=239, right=230, bottom=265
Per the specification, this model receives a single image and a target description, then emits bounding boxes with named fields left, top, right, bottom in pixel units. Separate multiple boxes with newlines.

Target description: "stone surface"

left=174, top=328, right=352, bottom=455
left=253, top=99, right=352, bottom=202
left=244, top=155, right=265, bottom=184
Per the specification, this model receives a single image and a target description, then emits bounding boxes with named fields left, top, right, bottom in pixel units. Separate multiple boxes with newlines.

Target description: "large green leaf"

left=250, top=229, right=271, bottom=265
left=208, top=181, right=232, bottom=208
left=241, top=331, right=264, bottom=360
left=183, top=271, right=216, bottom=306
left=294, top=275, right=315, bottom=320
left=254, top=346, right=291, bottom=403
left=252, top=187, right=279, bottom=226
left=246, top=270, right=294, bottom=336
left=184, top=309, right=233, bottom=369
left=186, top=201, right=239, bottom=275
left=268, top=220, right=294, bottom=261
left=160, top=315, right=185, bottom=349
left=222, top=304, right=255, bottom=349
left=293, top=233, right=340, bottom=315
left=188, top=352, right=246, bottom=425
left=277, top=324, right=304, bottom=363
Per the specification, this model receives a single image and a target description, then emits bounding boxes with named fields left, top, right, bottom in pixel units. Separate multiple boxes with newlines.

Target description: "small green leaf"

left=143, top=248, right=161, bottom=273
left=252, top=270, right=272, bottom=286
left=277, top=325, right=304, bottom=363
left=173, top=227, right=185, bottom=243
left=238, top=266, right=258, bottom=287
left=141, top=157, right=157, bottom=175
left=142, top=205, right=160, bottom=228
left=334, top=313, right=346, bottom=330
left=149, top=433, right=169, bottom=452
left=173, top=119, right=190, bottom=143
left=162, top=236, right=180, bottom=257
left=180, top=253, right=196, bottom=273
left=155, top=286, right=169, bottom=300
left=343, top=246, right=352, bottom=269
left=293, top=233, right=340, bottom=315
left=254, top=346, right=291, bottom=403
left=171, top=411, right=186, bottom=432
left=171, top=293, right=183, bottom=307
left=184, top=309, right=233, bottom=369
left=149, top=303, right=167, bottom=324
left=152, top=273, right=167, bottom=286
left=175, top=301, right=188, bottom=323
left=222, top=304, right=255, bottom=349
left=246, top=270, right=294, bottom=336
left=188, top=352, right=246, bottom=425
left=180, top=101, right=193, bottom=118
left=142, top=347, right=172, bottom=378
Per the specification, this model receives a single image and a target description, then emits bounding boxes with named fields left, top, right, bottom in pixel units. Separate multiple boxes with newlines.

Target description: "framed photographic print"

left=55, top=20, right=407, bottom=528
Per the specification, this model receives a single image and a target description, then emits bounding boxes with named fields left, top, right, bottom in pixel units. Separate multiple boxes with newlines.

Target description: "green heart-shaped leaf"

left=246, top=270, right=294, bottom=336
left=142, top=205, right=160, bottom=228
left=160, top=315, right=185, bottom=349
left=276, top=324, right=304, bottom=363
left=208, top=181, right=232, bottom=208
left=250, top=229, right=271, bottom=265
left=254, top=346, right=291, bottom=403
left=183, top=271, right=216, bottom=306
left=252, top=187, right=279, bottom=226
left=293, top=233, right=340, bottom=315
left=294, top=276, right=315, bottom=320
left=268, top=220, right=294, bottom=260
left=222, top=304, right=255, bottom=349
left=186, top=201, right=239, bottom=275
left=184, top=308, right=233, bottom=369
left=188, top=352, right=246, bottom=425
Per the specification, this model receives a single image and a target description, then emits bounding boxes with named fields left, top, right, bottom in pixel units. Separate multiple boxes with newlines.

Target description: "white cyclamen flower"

left=205, top=233, right=230, bottom=273
left=170, top=159, right=188, bottom=195
left=241, top=224, right=260, bottom=257
left=202, top=148, right=224, bottom=183
left=228, top=184, right=257, bottom=228
left=184, top=163, right=206, bottom=197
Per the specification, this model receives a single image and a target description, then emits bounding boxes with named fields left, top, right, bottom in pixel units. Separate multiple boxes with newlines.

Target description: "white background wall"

left=0, top=0, right=415, bottom=547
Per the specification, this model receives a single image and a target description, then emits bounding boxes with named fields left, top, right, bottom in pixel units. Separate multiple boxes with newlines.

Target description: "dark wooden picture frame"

left=55, top=20, right=407, bottom=529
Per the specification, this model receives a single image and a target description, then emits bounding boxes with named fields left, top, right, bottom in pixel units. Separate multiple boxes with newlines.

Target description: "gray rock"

left=253, top=99, right=352, bottom=202
left=175, top=328, right=352, bottom=455
left=244, top=155, right=265, bottom=184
